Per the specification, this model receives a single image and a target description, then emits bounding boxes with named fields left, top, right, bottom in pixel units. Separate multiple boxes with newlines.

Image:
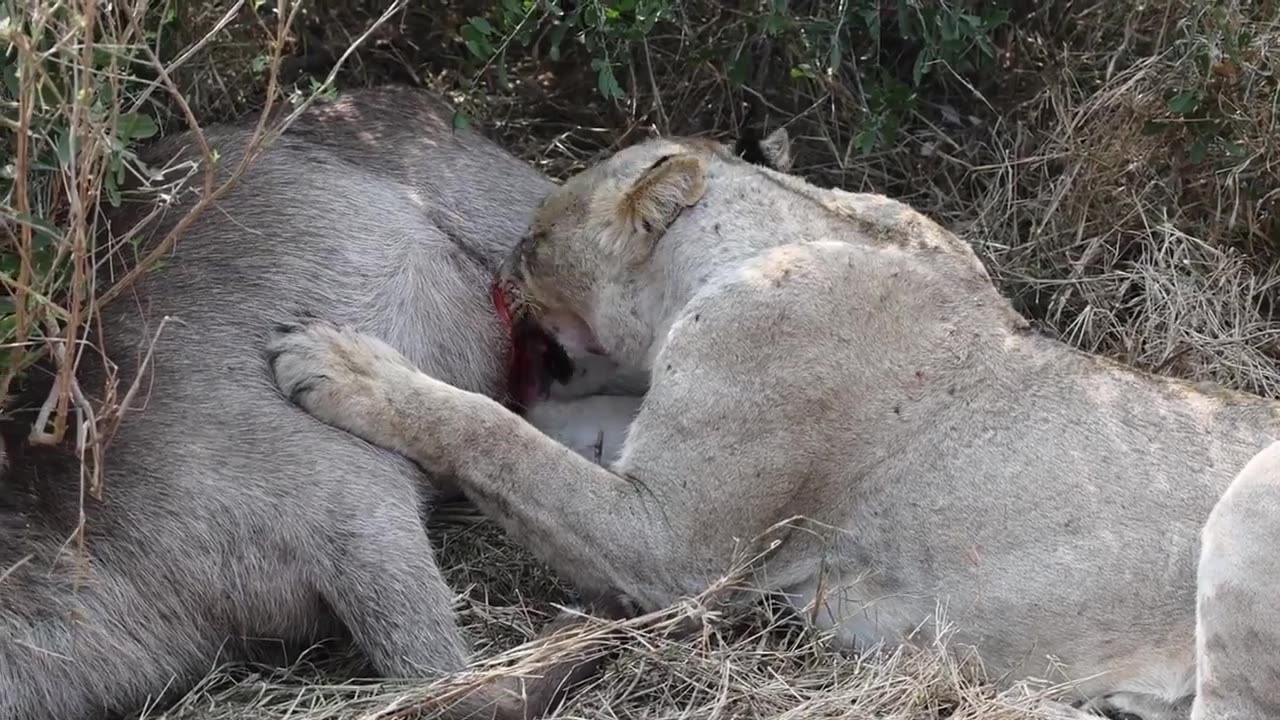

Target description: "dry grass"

left=149, top=508, right=1076, bottom=720
left=7, top=0, right=1280, bottom=718
left=458, top=0, right=1280, bottom=396
left=2, top=0, right=407, bottom=498
left=950, top=3, right=1280, bottom=396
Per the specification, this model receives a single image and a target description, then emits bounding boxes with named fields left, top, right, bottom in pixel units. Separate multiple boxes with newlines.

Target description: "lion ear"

left=759, top=127, right=793, bottom=172
left=610, top=153, right=707, bottom=261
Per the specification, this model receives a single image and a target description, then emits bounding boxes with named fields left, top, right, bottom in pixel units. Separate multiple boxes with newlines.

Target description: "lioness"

left=266, top=133, right=1280, bottom=719
left=1, top=86, right=662, bottom=720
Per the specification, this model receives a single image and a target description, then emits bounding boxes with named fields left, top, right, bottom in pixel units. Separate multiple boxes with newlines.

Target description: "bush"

left=0, top=1, right=395, bottom=447
left=10, top=2, right=1272, bottom=434
left=455, top=0, right=1011, bottom=150
left=0, top=0, right=1274, bottom=502
left=449, top=0, right=1280, bottom=395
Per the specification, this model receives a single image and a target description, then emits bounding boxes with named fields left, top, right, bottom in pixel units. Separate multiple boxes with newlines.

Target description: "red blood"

left=491, top=282, right=543, bottom=413
left=491, top=282, right=515, bottom=332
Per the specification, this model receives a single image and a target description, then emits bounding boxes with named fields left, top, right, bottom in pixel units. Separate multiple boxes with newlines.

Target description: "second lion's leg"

left=1192, top=440, right=1280, bottom=720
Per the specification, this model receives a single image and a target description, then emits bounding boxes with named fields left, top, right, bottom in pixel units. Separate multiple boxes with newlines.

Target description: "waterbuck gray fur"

left=0, top=86, right=647, bottom=720
left=267, top=133, right=1280, bottom=719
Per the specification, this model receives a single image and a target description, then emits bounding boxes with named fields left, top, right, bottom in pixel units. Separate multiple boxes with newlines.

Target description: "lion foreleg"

left=268, top=319, right=681, bottom=608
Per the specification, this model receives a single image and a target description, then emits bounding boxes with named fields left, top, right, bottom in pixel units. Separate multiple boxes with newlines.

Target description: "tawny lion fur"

left=268, top=132, right=1280, bottom=719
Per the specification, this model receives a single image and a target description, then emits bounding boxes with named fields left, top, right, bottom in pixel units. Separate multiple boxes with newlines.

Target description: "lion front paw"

left=267, top=319, right=416, bottom=442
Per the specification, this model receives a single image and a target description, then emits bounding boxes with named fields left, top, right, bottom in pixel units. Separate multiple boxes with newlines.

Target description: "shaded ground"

left=155, top=510, right=1071, bottom=720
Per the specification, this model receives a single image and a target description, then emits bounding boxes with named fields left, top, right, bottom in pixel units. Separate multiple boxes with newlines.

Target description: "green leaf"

left=0, top=314, right=18, bottom=345
left=1189, top=135, right=1210, bottom=164
left=496, top=48, right=510, bottom=89
left=728, top=51, right=754, bottom=86
left=55, top=129, right=74, bottom=167
left=93, top=47, right=115, bottom=69
left=860, top=7, right=881, bottom=37
left=789, top=64, right=816, bottom=80
left=451, top=111, right=472, bottom=130
left=2, top=61, right=18, bottom=98
left=105, top=173, right=122, bottom=207
left=118, top=112, right=158, bottom=141
left=976, top=32, right=996, bottom=58
left=469, top=16, right=495, bottom=35
left=591, top=58, right=623, bottom=100
left=637, top=10, right=658, bottom=34
left=1167, top=91, right=1201, bottom=116
left=941, top=15, right=958, bottom=42
left=548, top=21, right=570, bottom=61
left=461, top=24, right=493, bottom=59
left=897, top=0, right=913, bottom=38
left=599, top=69, right=622, bottom=100
left=857, top=126, right=878, bottom=156
left=912, top=49, right=931, bottom=86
